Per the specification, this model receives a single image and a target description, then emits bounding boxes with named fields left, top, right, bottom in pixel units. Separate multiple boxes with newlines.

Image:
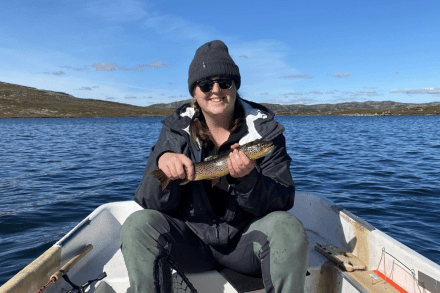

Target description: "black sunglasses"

left=196, top=77, right=235, bottom=93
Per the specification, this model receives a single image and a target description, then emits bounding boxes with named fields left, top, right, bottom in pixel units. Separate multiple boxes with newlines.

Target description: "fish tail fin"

left=150, top=169, right=171, bottom=191
left=179, top=178, right=190, bottom=186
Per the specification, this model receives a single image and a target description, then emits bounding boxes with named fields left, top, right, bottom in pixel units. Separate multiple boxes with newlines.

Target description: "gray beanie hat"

left=188, top=40, right=241, bottom=94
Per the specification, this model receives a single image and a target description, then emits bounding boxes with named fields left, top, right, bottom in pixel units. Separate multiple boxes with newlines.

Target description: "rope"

left=36, top=277, right=56, bottom=293
left=376, top=247, right=422, bottom=293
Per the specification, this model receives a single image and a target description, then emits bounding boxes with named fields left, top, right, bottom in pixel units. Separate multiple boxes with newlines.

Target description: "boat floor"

left=95, top=228, right=330, bottom=293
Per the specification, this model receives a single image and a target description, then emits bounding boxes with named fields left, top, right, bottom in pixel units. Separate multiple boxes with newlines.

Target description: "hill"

left=148, top=99, right=440, bottom=116
left=0, top=81, right=174, bottom=118
left=259, top=100, right=440, bottom=116
left=1, top=81, right=439, bottom=118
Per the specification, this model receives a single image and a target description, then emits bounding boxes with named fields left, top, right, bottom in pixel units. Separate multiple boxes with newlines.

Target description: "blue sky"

left=1, top=0, right=439, bottom=106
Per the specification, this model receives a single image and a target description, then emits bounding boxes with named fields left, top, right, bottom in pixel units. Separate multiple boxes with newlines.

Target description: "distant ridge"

left=261, top=100, right=440, bottom=113
left=145, top=99, right=192, bottom=109
left=0, top=81, right=174, bottom=118
left=149, top=99, right=440, bottom=113
left=1, top=80, right=439, bottom=118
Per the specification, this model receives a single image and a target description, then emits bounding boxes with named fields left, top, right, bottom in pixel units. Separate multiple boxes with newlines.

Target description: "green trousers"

left=120, top=209, right=309, bottom=293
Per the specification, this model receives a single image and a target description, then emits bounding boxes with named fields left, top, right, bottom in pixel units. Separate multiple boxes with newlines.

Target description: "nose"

left=211, top=80, right=222, bottom=93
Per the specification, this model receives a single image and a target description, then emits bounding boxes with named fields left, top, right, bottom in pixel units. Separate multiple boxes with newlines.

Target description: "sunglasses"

left=196, top=77, right=235, bottom=93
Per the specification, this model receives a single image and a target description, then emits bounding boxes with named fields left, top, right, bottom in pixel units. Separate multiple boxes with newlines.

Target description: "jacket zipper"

left=212, top=219, right=219, bottom=239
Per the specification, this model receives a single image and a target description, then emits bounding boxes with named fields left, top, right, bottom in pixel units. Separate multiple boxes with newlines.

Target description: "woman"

left=120, top=40, right=309, bottom=293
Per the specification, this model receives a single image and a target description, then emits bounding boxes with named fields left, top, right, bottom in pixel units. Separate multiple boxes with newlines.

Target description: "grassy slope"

left=1, top=81, right=440, bottom=118
left=0, top=81, right=174, bottom=118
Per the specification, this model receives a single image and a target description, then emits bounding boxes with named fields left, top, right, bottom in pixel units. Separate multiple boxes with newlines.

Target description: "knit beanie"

left=188, top=40, right=241, bottom=94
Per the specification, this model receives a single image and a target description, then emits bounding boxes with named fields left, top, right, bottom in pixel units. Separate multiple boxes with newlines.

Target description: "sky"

left=1, top=0, right=439, bottom=107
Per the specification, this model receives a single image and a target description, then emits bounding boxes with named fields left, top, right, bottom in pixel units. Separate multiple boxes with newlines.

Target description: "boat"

left=1, top=192, right=439, bottom=293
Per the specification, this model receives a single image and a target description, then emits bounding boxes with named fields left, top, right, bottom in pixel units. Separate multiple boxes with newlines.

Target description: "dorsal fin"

left=204, top=155, right=220, bottom=162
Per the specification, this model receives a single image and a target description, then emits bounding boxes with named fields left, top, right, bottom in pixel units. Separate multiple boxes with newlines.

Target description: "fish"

left=150, top=140, right=275, bottom=191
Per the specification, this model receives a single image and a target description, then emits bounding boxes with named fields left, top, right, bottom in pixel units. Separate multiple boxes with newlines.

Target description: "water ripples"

left=0, top=115, right=439, bottom=285
left=281, top=115, right=440, bottom=265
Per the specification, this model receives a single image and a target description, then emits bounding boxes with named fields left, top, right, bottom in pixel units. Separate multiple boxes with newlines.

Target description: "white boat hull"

left=1, top=192, right=439, bottom=293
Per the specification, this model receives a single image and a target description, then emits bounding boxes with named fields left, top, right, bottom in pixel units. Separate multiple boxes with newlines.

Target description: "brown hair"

left=189, top=93, right=243, bottom=150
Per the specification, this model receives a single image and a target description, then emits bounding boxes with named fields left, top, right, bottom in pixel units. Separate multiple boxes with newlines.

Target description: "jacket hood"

left=162, top=98, right=284, bottom=145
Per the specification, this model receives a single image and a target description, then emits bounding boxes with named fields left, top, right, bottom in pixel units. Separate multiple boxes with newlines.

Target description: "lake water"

left=0, top=115, right=439, bottom=285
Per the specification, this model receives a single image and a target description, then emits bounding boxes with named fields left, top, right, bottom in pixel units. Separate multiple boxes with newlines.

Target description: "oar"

left=36, top=244, right=93, bottom=293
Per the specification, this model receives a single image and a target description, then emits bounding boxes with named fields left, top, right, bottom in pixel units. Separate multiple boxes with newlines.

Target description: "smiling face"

left=192, top=76, right=236, bottom=119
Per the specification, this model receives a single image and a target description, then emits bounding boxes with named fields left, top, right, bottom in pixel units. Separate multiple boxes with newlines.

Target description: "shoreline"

left=2, top=81, right=440, bottom=119
left=276, top=105, right=440, bottom=117
left=2, top=107, right=440, bottom=119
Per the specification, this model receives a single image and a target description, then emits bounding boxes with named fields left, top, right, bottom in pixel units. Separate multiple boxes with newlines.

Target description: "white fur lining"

left=180, top=106, right=202, bottom=150
left=180, top=106, right=195, bottom=121
left=239, top=100, right=267, bottom=145
left=179, top=100, right=267, bottom=152
left=180, top=106, right=195, bottom=136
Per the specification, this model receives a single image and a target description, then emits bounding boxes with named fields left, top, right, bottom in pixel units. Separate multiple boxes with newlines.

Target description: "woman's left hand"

left=227, top=143, right=255, bottom=180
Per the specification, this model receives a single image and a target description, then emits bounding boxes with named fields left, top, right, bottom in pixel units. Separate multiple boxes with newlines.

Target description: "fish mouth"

left=260, top=141, right=273, bottom=148
left=261, top=142, right=275, bottom=156
left=243, top=141, right=275, bottom=157
left=247, top=140, right=273, bottom=147
left=255, top=141, right=273, bottom=149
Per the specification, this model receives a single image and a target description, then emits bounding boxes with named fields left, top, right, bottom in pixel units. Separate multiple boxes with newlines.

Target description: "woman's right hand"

left=158, top=152, right=195, bottom=181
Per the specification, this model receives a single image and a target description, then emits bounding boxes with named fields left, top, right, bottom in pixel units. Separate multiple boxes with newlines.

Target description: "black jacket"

left=134, top=98, right=295, bottom=247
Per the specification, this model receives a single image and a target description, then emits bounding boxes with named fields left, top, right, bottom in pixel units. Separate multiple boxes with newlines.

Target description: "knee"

left=120, top=209, right=169, bottom=244
left=264, top=212, right=309, bottom=251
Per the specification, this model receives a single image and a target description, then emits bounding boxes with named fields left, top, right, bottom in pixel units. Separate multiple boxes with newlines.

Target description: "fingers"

left=230, top=143, right=240, bottom=150
left=228, top=149, right=254, bottom=179
left=181, top=156, right=195, bottom=180
left=173, top=160, right=187, bottom=180
left=158, top=153, right=194, bottom=180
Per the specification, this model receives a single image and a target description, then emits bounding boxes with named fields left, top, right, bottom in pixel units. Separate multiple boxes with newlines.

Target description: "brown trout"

left=151, top=140, right=274, bottom=191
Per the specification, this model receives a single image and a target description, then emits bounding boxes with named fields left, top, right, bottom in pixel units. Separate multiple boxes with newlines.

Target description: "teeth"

left=211, top=98, right=222, bottom=102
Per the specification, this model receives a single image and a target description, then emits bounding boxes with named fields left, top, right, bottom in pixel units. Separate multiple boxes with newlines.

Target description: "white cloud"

left=390, top=86, right=440, bottom=96
left=91, top=61, right=171, bottom=72
left=138, top=61, right=171, bottom=68
left=62, top=65, right=89, bottom=71
left=330, top=96, right=359, bottom=102
left=354, top=90, right=379, bottom=96
left=266, top=97, right=321, bottom=105
left=308, top=90, right=323, bottom=95
left=93, top=62, right=117, bottom=71
left=283, top=73, right=313, bottom=78
left=334, top=73, right=350, bottom=78
left=44, top=71, right=65, bottom=76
